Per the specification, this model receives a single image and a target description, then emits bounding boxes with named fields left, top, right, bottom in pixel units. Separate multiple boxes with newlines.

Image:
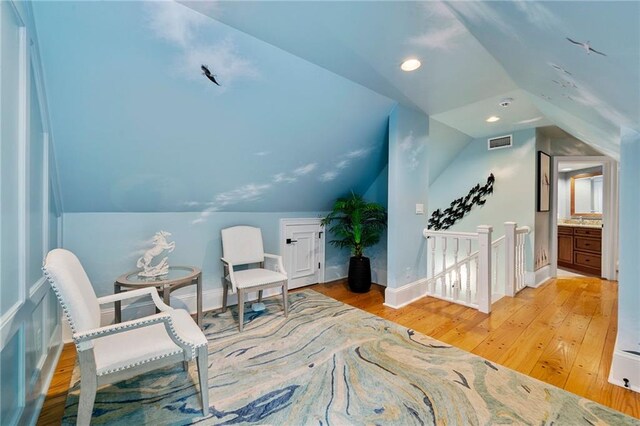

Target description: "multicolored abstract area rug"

left=63, top=290, right=637, bottom=425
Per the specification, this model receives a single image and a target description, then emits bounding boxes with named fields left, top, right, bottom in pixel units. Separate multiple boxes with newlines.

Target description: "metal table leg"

left=114, top=283, right=122, bottom=323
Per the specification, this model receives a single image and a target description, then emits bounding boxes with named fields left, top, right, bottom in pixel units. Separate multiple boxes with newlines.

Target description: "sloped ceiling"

left=33, top=1, right=395, bottom=215
left=185, top=0, right=638, bottom=158
left=445, top=1, right=639, bottom=158
left=34, top=1, right=638, bottom=215
left=183, top=0, right=519, bottom=116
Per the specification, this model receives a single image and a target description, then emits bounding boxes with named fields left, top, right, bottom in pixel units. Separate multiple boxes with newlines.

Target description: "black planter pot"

left=348, top=256, right=372, bottom=293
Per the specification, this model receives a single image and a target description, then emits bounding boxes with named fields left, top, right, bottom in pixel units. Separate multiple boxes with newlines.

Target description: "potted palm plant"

left=321, top=192, right=387, bottom=293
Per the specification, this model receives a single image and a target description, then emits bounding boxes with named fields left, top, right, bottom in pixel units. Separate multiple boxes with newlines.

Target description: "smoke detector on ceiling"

left=499, top=98, right=514, bottom=107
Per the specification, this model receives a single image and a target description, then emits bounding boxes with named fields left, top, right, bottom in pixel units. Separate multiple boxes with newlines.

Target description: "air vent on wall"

left=488, top=134, right=512, bottom=150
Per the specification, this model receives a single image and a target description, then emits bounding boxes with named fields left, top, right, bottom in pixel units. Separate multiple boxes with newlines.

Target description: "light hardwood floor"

left=38, top=276, right=639, bottom=424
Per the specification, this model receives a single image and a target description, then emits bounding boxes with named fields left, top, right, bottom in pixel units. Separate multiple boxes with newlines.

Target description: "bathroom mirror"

left=571, top=172, right=603, bottom=217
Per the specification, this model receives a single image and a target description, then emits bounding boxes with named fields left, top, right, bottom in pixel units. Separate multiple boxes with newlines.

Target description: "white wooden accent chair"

left=220, top=226, right=289, bottom=332
left=42, top=249, right=209, bottom=425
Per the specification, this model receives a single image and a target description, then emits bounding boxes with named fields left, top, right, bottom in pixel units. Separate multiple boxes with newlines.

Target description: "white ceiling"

left=431, top=89, right=551, bottom=138
left=558, top=161, right=603, bottom=172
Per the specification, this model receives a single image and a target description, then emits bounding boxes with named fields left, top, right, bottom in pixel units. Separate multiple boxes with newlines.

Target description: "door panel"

left=283, top=221, right=323, bottom=289
left=558, top=235, right=573, bottom=264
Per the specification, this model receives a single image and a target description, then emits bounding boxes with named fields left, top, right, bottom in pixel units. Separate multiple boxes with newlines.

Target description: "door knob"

left=286, top=238, right=298, bottom=244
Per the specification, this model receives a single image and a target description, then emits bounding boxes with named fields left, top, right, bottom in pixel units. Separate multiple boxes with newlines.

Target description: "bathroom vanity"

left=558, top=224, right=602, bottom=276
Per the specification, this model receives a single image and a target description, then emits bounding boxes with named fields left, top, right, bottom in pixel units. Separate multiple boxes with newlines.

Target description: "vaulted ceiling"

left=185, top=0, right=638, bottom=157
left=34, top=1, right=395, bottom=214
left=34, top=1, right=638, bottom=214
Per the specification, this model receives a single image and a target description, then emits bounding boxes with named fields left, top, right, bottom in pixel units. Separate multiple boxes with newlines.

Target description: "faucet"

left=579, top=216, right=584, bottom=224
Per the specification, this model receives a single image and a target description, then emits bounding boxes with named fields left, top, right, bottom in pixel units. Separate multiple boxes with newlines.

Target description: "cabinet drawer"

left=574, top=227, right=601, bottom=237
left=574, top=237, right=601, bottom=253
left=574, top=252, right=601, bottom=269
left=558, top=226, right=574, bottom=235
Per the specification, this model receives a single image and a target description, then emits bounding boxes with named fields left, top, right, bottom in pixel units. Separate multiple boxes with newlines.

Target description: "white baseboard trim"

left=609, top=345, right=640, bottom=393
left=529, top=265, right=552, bottom=288
left=524, top=271, right=535, bottom=287
left=384, top=278, right=428, bottom=309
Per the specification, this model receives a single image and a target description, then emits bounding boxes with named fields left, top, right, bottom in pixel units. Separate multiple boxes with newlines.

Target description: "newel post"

left=504, top=222, right=517, bottom=297
left=477, top=225, right=493, bottom=314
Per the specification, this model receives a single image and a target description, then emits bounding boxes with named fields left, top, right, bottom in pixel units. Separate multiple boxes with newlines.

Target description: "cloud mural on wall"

left=399, top=132, right=425, bottom=172
left=445, top=2, right=517, bottom=39
left=32, top=1, right=395, bottom=213
left=511, top=0, right=561, bottom=31
left=272, top=163, right=317, bottom=184
left=147, top=1, right=258, bottom=89
left=317, top=148, right=373, bottom=183
left=409, top=2, right=467, bottom=50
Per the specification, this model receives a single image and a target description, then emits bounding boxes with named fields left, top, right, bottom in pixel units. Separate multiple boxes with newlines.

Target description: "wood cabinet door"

left=558, top=235, right=573, bottom=263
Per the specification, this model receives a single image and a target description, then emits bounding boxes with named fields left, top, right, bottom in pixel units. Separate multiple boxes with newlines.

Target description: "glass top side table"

left=114, top=266, right=202, bottom=328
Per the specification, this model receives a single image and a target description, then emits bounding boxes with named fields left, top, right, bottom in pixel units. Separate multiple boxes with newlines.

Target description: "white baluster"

left=430, top=236, right=436, bottom=294
left=466, top=239, right=472, bottom=304
left=441, top=237, right=448, bottom=298
left=493, top=245, right=499, bottom=295
left=521, top=234, right=525, bottom=290
left=453, top=238, right=459, bottom=301
left=504, top=222, right=516, bottom=297
left=477, top=225, right=493, bottom=314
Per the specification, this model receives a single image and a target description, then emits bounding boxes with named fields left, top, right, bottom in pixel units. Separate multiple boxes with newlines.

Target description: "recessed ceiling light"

left=486, top=116, right=500, bottom=123
left=561, top=167, right=573, bottom=172
left=400, top=59, right=421, bottom=72
left=499, top=98, right=514, bottom=107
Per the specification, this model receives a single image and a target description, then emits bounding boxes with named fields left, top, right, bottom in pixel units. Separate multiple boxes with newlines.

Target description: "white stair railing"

left=423, top=222, right=531, bottom=314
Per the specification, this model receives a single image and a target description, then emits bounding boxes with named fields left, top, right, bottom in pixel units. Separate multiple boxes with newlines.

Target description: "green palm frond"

left=321, top=192, right=387, bottom=257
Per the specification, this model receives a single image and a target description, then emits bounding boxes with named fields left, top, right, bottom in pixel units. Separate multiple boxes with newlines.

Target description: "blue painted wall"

left=62, top=211, right=350, bottom=304
left=614, top=128, right=640, bottom=355
left=33, top=1, right=395, bottom=214
left=0, top=1, right=62, bottom=424
left=363, top=163, right=389, bottom=286
left=427, top=119, right=473, bottom=185
left=428, top=128, right=537, bottom=270
left=387, top=105, right=429, bottom=288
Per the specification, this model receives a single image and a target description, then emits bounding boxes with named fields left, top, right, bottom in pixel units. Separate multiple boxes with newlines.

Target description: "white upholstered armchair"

left=221, top=226, right=289, bottom=332
left=42, top=249, right=209, bottom=425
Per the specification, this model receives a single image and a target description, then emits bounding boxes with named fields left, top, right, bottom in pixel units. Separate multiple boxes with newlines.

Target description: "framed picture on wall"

left=538, top=151, right=551, bottom=212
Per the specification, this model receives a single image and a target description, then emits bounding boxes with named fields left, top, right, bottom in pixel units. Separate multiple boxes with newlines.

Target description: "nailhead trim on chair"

left=42, top=267, right=79, bottom=335
left=97, top=350, right=184, bottom=376
left=42, top=266, right=206, bottom=360
left=75, top=314, right=171, bottom=340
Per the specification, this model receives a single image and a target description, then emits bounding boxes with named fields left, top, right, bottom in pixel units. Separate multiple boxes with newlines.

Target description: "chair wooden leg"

left=196, top=345, right=209, bottom=415
left=222, top=280, right=228, bottom=313
left=238, top=289, right=244, bottom=332
left=258, top=290, right=263, bottom=303
left=77, top=351, right=97, bottom=426
left=283, top=283, right=289, bottom=318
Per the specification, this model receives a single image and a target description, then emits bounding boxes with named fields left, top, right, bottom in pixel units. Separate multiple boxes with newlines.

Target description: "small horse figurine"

left=137, top=231, right=176, bottom=277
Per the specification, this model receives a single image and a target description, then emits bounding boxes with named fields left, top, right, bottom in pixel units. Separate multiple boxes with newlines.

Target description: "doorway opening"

left=550, top=156, right=618, bottom=280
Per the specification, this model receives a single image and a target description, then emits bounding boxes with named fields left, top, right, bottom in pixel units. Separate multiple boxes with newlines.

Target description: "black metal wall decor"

left=427, top=174, right=495, bottom=231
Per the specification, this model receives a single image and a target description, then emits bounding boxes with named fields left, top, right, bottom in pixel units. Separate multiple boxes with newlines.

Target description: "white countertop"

left=558, top=222, right=602, bottom=229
